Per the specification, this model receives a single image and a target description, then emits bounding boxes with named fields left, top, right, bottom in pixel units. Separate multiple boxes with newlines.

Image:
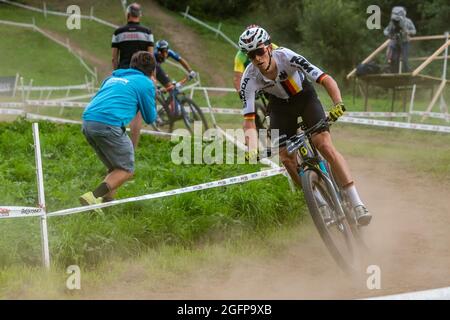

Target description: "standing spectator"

left=384, top=6, right=416, bottom=73
left=112, top=3, right=154, bottom=70
left=80, top=51, right=156, bottom=211
left=112, top=3, right=154, bottom=149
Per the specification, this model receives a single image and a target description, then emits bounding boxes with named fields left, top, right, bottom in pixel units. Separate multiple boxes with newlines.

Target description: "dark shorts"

left=268, top=83, right=328, bottom=147
left=82, top=121, right=135, bottom=173
left=155, top=64, right=170, bottom=87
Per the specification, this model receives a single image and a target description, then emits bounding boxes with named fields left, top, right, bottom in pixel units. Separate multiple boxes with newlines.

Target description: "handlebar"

left=157, top=76, right=189, bottom=95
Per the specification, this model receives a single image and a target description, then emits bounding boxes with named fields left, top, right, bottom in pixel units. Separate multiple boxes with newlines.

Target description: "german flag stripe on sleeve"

left=317, top=73, right=329, bottom=84
left=244, top=113, right=256, bottom=120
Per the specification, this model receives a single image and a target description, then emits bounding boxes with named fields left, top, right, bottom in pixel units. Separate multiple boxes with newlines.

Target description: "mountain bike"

left=255, top=91, right=270, bottom=133
left=286, top=117, right=366, bottom=272
left=151, top=77, right=209, bottom=134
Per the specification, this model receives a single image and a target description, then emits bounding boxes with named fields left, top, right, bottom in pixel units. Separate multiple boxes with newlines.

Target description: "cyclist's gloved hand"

left=329, top=102, right=346, bottom=122
left=245, top=149, right=259, bottom=162
left=175, top=82, right=182, bottom=90
left=188, top=70, right=197, bottom=80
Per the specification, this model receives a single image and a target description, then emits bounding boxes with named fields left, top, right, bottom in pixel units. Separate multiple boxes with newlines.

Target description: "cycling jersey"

left=234, top=43, right=279, bottom=73
left=239, top=47, right=328, bottom=116
left=154, top=49, right=181, bottom=64
left=112, top=22, right=154, bottom=69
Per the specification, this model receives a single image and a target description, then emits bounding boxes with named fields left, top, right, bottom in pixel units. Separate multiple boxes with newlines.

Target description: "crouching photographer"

left=383, top=6, right=416, bottom=73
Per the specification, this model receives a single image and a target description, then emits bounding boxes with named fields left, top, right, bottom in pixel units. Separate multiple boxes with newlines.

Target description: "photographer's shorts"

left=268, top=83, right=329, bottom=148
left=82, top=121, right=134, bottom=173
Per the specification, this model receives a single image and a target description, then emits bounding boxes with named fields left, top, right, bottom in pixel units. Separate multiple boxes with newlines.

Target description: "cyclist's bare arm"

left=234, top=71, right=243, bottom=92
left=320, top=75, right=343, bottom=105
left=178, top=57, right=193, bottom=73
left=112, top=48, right=119, bottom=70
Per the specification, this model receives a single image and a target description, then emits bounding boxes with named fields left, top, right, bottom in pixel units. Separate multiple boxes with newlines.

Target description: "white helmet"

left=238, top=27, right=270, bottom=53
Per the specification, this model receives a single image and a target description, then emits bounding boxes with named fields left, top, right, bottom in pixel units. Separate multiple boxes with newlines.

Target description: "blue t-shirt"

left=83, top=68, right=156, bottom=127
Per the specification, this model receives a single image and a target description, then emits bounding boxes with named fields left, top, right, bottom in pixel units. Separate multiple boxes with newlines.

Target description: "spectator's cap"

left=391, top=6, right=406, bottom=21
left=127, top=2, right=142, bottom=18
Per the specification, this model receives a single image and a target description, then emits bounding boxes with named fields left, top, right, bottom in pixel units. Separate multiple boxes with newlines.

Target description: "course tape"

left=0, top=206, right=44, bottom=219
left=0, top=108, right=25, bottom=115
left=47, top=167, right=286, bottom=218
left=0, top=102, right=26, bottom=108
left=365, top=286, right=450, bottom=300
left=346, top=112, right=409, bottom=118
left=340, top=116, right=450, bottom=133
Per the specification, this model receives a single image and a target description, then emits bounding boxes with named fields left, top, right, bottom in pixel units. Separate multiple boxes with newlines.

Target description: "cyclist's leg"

left=269, top=97, right=302, bottom=187
left=155, top=64, right=171, bottom=89
left=300, top=90, right=371, bottom=224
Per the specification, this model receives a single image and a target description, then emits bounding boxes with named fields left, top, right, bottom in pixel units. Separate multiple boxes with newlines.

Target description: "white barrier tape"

left=365, top=286, right=450, bottom=300
left=200, top=107, right=241, bottom=115
left=47, top=167, right=286, bottom=218
left=0, top=206, right=44, bottom=219
left=0, top=1, right=117, bottom=28
left=0, top=108, right=26, bottom=116
left=410, top=111, right=449, bottom=120
left=17, top=84, right=92, bottom=91
left=340, top=116, right=450, bottom=133
left=0, top=103, right=25, bottom=108
left=26, top=100, right=87, bottom=107
left=46, top=94, right=94, bottom=102
left=216, top=126, right=281, bottom=170
left=192, top=86, right=236, bottom=93
left=346, top=112, right=409, bottom=118
left=0, top=19, right=34, bottom=29
left=24, top=113, right=185, bottom=138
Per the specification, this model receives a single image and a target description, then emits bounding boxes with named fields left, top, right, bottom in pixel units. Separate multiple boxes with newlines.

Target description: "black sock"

left=93, top=182, right=111, bottom=198
left=102, top=196, right=114, bottom=203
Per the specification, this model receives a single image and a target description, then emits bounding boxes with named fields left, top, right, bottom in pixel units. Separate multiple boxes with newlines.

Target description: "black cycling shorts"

left=268, top=82, right=328, bottom=147
left=155, top=64, right=170, bottom=86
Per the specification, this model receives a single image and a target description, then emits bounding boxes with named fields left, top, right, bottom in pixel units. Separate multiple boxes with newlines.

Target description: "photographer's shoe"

left=79, top=191, right=104, bottom=215
left=354, top=205, right=372, bottom=226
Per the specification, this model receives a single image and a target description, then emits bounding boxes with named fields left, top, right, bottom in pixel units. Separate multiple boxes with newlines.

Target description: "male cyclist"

left=154, top=40, right=197, bottom=90
left=238, top=27, right=372, bottom=226
left=233, top=24, right=278, bottom=92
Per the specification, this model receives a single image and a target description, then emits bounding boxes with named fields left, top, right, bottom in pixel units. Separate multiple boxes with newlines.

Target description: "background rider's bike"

left=254, top=91, right=270, bottom=133
left=151, top=77, right=209, bottom=134
left=286, top=117, right=367, bottom=273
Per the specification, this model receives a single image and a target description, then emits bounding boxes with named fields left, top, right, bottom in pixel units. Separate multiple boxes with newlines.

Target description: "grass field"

left=0, top=119, right=305, bottom=269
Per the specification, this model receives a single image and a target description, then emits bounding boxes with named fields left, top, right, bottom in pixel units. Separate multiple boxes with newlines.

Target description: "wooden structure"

left=347, top=33, right=449, bottom=121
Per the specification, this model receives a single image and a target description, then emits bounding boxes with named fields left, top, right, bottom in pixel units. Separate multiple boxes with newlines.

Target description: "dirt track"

left=87, top=153, right=450, bottom=299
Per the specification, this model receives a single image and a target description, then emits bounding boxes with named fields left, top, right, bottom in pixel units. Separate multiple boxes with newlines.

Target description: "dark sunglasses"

left=247, top=47, right=266, bottom=60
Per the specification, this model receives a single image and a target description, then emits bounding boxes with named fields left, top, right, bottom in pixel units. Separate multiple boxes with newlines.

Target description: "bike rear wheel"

left=180, top=97, right=209, bottom=134
left=301, top=169, right=357, bottom=273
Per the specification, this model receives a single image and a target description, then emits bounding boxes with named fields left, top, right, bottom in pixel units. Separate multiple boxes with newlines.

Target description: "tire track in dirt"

left=84, top=154, right=450, bottom=299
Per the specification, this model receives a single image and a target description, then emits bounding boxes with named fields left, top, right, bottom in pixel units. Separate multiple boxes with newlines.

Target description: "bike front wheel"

left=151, top=95, right=174, bottom=133
left=301, top=169, right=357, bottom=273
left=179, top=97, right=209, bottom=134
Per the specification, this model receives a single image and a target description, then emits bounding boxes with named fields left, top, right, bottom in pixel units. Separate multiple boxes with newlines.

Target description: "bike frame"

left=287, top=120, right=350, bottom=223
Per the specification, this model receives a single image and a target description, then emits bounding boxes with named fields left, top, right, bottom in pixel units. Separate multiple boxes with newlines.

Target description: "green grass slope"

left=0, top=119, right=305, bottom=267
